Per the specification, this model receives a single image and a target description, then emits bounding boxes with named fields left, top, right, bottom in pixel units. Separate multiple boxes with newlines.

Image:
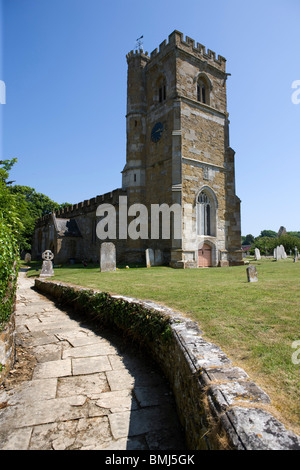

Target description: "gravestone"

left=100, top=242, right=116, bottom=272
left=24, top=253, right=31, bottom=263
left=294, top=247, right=298, bottom=263
left=145, top=248, right=154, bottom=268
left=40, top=250, right=54, bottom=277
left=255, top=248, right=261, bottom=260
left=246, top=265, right=258, bottom=283
left=275, top=245, right=287, bottom=261
left=154, top=249, right=163, bottom=266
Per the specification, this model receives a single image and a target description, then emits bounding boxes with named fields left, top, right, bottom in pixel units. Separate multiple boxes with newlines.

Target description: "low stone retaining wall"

left=0, top=311, right=16, bottom=385
left=35, top=279, right=300, bottom=450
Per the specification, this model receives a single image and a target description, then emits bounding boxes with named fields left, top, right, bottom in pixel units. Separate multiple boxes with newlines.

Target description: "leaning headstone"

left=255, top=248, right=261, bottom=260
left=145, top=248, right=155, bottom=268
left=246, top=265, right=258, bottom=283
left=40, top=250, right=54, bottom=278
left=100, top=242, right=116, bottom=272
left=24, top=253, right=31, bottom=263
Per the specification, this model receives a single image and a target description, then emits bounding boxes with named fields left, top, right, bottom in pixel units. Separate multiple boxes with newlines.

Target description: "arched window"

left=197, top=189, right=216, bottom=236
left=197, top=81, right=206, bottom=103
left=196, top=75, right=211, bottom=105
left=158, top=77, right=167, bottom=103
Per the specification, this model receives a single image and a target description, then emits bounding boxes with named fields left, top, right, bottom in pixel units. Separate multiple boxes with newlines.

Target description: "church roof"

left=55, top=218, right=82, bottom=237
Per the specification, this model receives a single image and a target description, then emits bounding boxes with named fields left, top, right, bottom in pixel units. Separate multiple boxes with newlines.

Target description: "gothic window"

left=197, top=190, right=216, bottom=236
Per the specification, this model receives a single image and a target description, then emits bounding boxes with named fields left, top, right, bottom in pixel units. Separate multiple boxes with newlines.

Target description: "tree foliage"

left=260, top=230, right=277, bottom=238
left=6, top=184, right=70, bottom=252
left=0, top=159, right=20, bottom=328
left=242, top=227, right=300, bottom=255
left=252, top=234, right=300, bottom=255
left=8, top=185, right=63, bottom=251
left=242, top=234, right=255, bottom=245
left=0, top=217, right=19, bottom=328
left=0, top=159, right=70, bottom=327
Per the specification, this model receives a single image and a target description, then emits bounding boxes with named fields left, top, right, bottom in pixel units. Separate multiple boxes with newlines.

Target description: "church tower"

left=31, top=31, right=243, bottom=268
left=123, top=30, right=243, bottom=267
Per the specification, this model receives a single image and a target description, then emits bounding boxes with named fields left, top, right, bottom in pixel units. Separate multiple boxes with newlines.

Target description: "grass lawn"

left=25, top=258, right=300, bottom=435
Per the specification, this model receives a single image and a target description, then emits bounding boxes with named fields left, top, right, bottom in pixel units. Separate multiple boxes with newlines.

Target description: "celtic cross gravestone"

left=40, top=250, right=55, bottom=277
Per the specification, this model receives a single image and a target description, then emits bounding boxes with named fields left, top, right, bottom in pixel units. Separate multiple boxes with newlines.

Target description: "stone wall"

left=0, top=311, right=16, bottom=385
left=34, top=279, right=300, bottom=450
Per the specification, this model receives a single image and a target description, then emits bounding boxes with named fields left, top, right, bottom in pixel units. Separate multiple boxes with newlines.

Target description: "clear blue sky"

left=1, top=0, right=299, bottom=237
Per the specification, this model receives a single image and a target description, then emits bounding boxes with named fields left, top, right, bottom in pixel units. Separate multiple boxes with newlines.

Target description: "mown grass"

left=25, top=258, right=300, bottom=434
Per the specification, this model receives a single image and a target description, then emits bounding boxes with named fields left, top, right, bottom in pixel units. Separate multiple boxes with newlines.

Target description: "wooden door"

left=198, top=244, right=212, bottom=267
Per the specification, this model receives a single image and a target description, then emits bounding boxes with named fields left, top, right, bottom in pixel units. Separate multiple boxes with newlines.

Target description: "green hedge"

left=39, top=282, right=172, bottom=345
left=0, top=218, right=19, bottom=329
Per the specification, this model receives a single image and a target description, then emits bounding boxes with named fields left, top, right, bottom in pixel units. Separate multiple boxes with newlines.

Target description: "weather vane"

left=135, top=35, right=144, bottom=51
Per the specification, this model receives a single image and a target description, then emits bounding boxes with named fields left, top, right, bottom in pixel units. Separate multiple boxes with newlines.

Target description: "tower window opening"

left=159, top=87, right=163, bottom=103
left=197, top=78, right=209, bottom=105
left=158, top=79, right=167, bottom=103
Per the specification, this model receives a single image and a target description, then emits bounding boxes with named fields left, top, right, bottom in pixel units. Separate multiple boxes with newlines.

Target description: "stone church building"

left=32, top=30, right=243, bottom=268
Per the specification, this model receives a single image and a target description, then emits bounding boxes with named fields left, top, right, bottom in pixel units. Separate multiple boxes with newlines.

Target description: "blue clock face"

left=151, top=122, right=164, bottom=142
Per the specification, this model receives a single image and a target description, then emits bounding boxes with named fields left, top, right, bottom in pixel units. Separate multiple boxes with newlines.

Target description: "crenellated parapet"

left=34, top=188, right=126, bottom=229
left=55, top=188, right=126, bottom=218
left=126, top=30, right=226, bottom=72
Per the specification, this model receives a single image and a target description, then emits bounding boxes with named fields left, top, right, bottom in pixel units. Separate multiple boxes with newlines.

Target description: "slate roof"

left=55, top=218, right=82, bottom=237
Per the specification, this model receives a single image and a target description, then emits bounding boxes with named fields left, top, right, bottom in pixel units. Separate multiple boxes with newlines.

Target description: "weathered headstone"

left=275, top=245, right=287, bottom=261
left=24, top=253, right=31, bottom=263
left=100, top=242, right=116, bottom=272
left=246, top=265, right=258, bottom=283
left=40, top=250, right=54, bottom=277
left=255, top=248, right=261, bottom=260
left=294, top=247, right=298, bottom=263
left=154, top=249, right=163, bottom=266
left=145, top=248, right=154, bottom=268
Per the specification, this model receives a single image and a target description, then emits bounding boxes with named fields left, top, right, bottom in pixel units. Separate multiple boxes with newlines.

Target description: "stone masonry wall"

left=0, top=312, right=16, bottom=385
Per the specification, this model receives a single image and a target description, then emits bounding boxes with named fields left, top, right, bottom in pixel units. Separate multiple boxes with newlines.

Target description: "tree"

left=277, top=235, right=300, bottom=253
left=0, top=159, right=19, bottom=328
left=0, top=159, right=25, bottom=240
left=260, top=230, right=277, bottom=238
left=8, top=185, right=70, bottom=251
left=287, top=232, right=300, bottom=239
left=1, top=160, right=70, bottom=252
left=242, top=234, right=255, bottom=245
left=253, top=237, right=277, bottom=255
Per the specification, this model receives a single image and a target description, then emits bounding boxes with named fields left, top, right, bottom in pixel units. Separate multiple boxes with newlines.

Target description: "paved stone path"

left=0, top=271, right=185, bottom=450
